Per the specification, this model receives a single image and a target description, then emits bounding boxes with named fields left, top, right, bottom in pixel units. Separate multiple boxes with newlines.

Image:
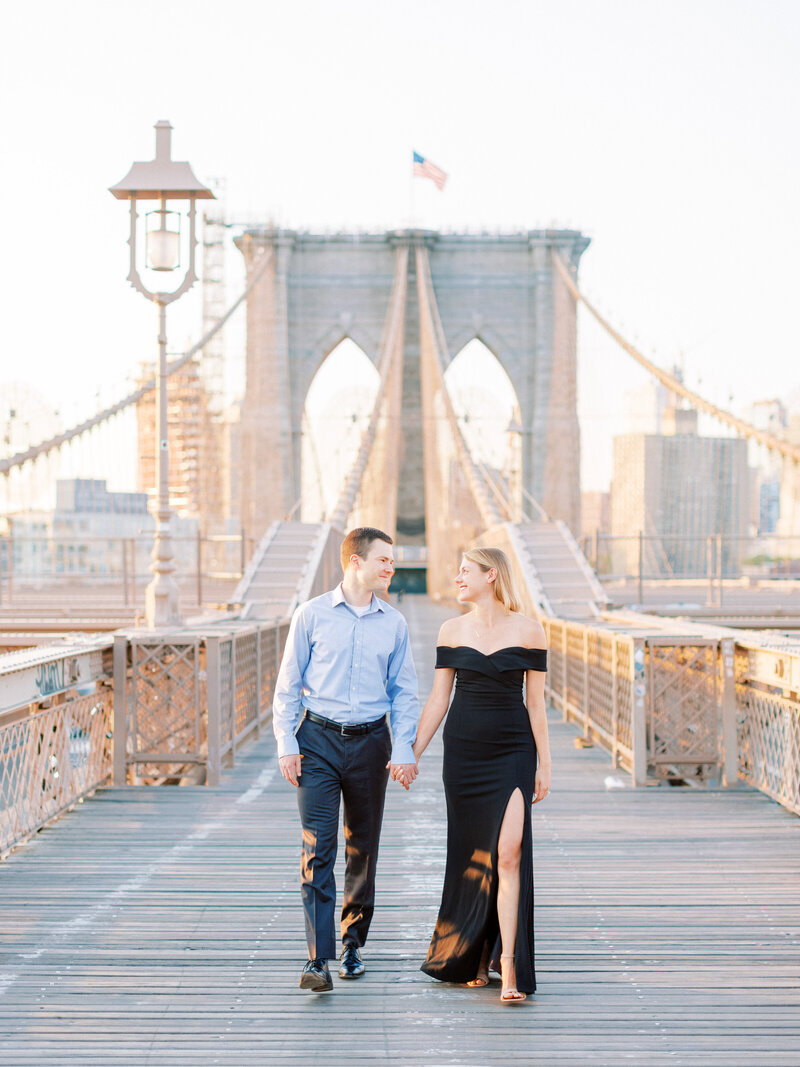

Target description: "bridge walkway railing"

left=478, top=523, right=800, bottom=815
left=0, top=618, right=293, bottom=857
left=1, top=595, right=799, bottom=1065
left=0, top=517, right=346, bottom=855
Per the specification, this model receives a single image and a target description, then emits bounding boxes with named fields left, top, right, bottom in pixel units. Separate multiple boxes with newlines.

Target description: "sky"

left=1, top=0, right=798, bottom=501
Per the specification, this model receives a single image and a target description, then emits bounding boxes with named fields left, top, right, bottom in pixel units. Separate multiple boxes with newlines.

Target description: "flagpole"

left=409, top=150, right=416, bottom=228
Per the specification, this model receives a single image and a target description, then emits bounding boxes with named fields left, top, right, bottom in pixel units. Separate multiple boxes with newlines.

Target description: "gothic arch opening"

left=301, top=338, right=380, bottom=521
left=444, top=338, right=522, bottom=519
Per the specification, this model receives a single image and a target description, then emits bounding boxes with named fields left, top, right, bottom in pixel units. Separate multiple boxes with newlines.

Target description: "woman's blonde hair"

left=463, top=547, right=523, bottom=613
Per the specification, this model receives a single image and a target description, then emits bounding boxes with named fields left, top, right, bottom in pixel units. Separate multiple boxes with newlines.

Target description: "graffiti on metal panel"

left=35, top=661, right=65, bottom=697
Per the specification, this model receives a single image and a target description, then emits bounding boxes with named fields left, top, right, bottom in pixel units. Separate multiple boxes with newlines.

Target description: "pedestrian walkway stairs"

left=231, top=521, right=328, bottom=620
left=232, top=517, right=608, bottom=626
left=515, top=519, right=610, bottom=621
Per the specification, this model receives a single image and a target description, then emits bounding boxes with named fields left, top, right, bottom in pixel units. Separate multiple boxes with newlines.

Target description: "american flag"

left=413, top=151, right=448, bottom=191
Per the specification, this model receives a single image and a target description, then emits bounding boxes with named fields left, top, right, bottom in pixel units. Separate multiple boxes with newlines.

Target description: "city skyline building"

left=610, top=407, right=749, bottom=578
left=778, top=415, right=800, bottom=543
left=0, top=478, right=206, bottom=584
left=747, top=398, right=788, bottom=535
left=581, top=490, right=611, bottom=539
left=2, top=479, right=150, bottom=580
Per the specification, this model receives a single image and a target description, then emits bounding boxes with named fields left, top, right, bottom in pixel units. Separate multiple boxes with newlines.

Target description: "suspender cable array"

left=552, top=251, right=800, bottom=464
left=327, top=245, right=409, bottom=532
left=0, top=247, right=274, bottom=476
left=416, top=244, right=503, bottom=531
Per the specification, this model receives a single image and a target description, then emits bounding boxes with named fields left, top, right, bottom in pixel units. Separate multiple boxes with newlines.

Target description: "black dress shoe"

left=299, top=958, right=333, bottom=991
left=338, top=944, right=365, bottom=979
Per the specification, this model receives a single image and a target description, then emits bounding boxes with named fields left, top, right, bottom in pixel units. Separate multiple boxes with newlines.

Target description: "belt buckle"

left=339, top=722, right=349, bottom=736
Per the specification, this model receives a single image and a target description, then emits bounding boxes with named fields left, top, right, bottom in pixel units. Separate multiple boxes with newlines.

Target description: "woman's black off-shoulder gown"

left=421, top=645, right=547, bottom=994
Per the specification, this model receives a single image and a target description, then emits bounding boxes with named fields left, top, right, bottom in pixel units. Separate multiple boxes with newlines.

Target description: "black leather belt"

left=304, top=710, right=386, bottom=736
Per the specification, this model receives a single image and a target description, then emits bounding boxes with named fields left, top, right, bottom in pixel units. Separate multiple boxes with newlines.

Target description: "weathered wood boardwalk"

left=2, top=597, right=799, bottom=1066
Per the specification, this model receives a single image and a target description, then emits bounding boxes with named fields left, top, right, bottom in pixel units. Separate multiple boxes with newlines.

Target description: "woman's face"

left=455, top=557, right=493, bottom=602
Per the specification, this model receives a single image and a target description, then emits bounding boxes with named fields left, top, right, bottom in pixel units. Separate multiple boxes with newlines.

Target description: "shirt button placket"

left=350, top=621, right=358, bottom=712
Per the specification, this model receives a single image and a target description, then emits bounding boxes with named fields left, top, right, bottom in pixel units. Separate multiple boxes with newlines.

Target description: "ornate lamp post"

left=110, top=121, right=214, bottom=627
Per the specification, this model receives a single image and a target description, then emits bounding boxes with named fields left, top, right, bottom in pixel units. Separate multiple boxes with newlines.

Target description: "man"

left=273, top=526, right=419, bottom=992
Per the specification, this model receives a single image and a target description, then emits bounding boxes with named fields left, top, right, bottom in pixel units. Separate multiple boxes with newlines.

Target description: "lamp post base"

left=145, top=572, right=182, bottom=629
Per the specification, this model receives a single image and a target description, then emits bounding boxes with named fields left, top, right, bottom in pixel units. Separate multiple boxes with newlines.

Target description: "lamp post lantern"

left=110, top=120, right=214, bottom=628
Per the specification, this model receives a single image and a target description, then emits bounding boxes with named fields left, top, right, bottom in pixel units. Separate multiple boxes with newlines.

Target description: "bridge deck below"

left=1, top=597, right=799, bottom=1066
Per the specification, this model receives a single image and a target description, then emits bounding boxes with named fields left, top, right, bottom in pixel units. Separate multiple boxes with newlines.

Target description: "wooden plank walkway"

left=1, top=596, right=799, bottom=1066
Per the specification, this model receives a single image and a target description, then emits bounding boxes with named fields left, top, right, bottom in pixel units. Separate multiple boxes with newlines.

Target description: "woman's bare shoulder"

left=512, top=613, right=547, bottom=649
left=437, top=615, right=467, bottom=645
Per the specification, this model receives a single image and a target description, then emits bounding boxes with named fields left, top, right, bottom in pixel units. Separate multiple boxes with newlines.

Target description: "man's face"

left=353, top=539, right=395, bottom=594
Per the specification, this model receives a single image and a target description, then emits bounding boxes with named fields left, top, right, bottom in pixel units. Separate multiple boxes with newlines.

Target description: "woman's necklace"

left=472, top=613, right=505, bottom=642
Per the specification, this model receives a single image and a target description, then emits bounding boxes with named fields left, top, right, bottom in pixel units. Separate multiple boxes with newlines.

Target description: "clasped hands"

left=387, top=761, right=418, bottom=791
left=280, top=754, right=419, bottom=790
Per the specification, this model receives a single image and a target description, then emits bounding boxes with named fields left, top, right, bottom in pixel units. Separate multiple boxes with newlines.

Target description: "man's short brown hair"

left=340, top=527, right=393, bottom=571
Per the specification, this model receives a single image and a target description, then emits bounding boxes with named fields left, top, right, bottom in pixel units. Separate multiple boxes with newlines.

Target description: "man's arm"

left=273, top=605, right=312, bottom=783
left=385, top=617, right=420, bottom=785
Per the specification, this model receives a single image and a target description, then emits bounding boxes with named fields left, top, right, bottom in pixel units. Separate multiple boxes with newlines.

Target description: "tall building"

left=53, top=478, right=150, bottom=575
left=56, top=478, right=149, bottom=518
left=777, top=415, right=800, bottom=540
left=747, top=398, right=787, bottom=534
left=581, top=490, right=610, bottom=538
left=2, top=479, right=203, bottom=581
left=611, top=407, right=749, bottom=577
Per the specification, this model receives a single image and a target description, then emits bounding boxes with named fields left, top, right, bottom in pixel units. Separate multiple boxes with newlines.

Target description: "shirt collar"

left=331, top=584, right=387, bottom=613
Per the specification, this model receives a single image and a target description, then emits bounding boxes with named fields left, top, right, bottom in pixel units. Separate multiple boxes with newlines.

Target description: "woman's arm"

left=525, top=667, right=551, bottom=803
left=413, top=667, right=455, bottom=761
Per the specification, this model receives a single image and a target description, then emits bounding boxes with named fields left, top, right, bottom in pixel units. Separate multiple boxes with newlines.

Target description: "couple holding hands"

left=273, top=526, right=550, bottom=1004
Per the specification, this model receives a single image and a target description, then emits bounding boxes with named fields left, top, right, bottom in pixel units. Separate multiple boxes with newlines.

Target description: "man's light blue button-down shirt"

left=272, top=585, right=419, bottom=764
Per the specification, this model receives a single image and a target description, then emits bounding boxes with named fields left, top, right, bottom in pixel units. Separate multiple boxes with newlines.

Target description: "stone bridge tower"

left=236, top=228, right=589, bottom=541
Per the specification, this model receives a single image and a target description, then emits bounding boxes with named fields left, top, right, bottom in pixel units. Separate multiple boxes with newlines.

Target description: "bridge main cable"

left=0, top=247, right=274, bottom=476
left=552, top=250, right=800, bottom=463
left=415, top=243, right=503, bottom=531
left=327, top=244, right=409, bottom=531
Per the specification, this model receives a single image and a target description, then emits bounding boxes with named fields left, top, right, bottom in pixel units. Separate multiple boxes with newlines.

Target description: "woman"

left=413, top=547, right=550, bottom=1003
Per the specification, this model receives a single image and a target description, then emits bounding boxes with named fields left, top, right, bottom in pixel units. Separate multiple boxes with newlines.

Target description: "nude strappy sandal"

left=499, top=954, right=527, bottom=1004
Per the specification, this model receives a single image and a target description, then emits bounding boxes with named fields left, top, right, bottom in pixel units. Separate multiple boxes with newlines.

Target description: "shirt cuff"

left=277, top=735, right=300, bottom=759
left=390, top=741, right=417, bottom=765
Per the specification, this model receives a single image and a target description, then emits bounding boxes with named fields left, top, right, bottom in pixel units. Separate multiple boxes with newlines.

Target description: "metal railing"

left=113, top=618, right=291, bottom=788
left=542, top=615, right=739, bottom=787
left=734, top=639, right=800, bottom=814
left=581, top=532, right=800, bottom=604
left=0, top=639, right=114, bottom=855
left=540, top=614, right=800, bottom=815
left=1, top=615, right=292, bottom=855
left=0, top=531, right=255, bottom=609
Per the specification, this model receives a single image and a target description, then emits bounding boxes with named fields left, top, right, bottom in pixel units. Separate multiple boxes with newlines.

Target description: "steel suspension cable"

left=327, top=246, right=409, bottom=530
left=416, top=246, right=503, bottom=530
left=1, top=246, right=274, bottom=476
left=552, top=251, right=800, bottom=464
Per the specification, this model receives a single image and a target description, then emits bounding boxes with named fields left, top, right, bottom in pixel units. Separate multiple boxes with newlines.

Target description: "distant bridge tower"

left=236, top=228, right=589, bottom=542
